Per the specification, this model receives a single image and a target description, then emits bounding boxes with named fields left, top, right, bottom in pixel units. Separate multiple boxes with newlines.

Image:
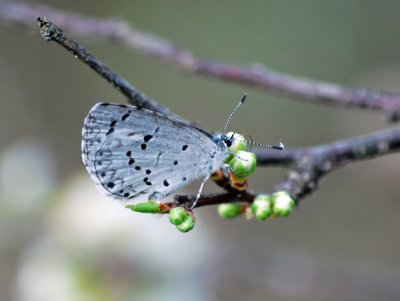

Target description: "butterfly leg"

left=190, top=174, right=211, bottom=209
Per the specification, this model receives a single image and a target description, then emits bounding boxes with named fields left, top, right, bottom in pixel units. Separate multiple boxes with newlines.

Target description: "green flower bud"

left=176, top=214, right=196, bottom=233
left=271, top=191, right=295, bottom=217
left=125, top=201, right=162, bottom=214
left=229, top=150, right=257, bottom=179
left=251, top=194, right=272, bottom=220
left=225, top=132, right=247, bottom=163
left=169, top=207, right=188, bottom=225
left=218, top=203, right=243, bottom=219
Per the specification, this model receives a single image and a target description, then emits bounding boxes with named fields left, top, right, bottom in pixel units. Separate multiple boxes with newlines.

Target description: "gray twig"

left=36, top=16, right=183, bottom=121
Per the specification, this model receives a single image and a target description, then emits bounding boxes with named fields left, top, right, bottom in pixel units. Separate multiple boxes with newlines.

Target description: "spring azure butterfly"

left=82, top=102, right=238, bottom=204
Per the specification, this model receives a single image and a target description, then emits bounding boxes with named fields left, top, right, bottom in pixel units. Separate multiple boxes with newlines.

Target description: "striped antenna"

left=224, top=93, right=247, bottom=131
left=245, top=140, right=284, bottom=150
left=224, top=94, right=284, bottom=151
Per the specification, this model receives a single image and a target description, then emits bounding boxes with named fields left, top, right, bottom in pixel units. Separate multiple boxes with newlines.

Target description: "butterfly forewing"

left=82, top=103, right=226, bottom=202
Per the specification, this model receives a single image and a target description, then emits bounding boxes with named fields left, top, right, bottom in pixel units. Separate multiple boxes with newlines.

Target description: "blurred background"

left=1, top=1, right=400, bottom=300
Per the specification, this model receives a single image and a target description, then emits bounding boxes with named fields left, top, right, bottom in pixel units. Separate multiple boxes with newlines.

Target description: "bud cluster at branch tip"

left=251, top=191, right=295, bottom=219
left=217, top=191, right=295, bottom=220
left=224, top=132, right=257, bottom=191
left=169, top=207, right=196, bottom=233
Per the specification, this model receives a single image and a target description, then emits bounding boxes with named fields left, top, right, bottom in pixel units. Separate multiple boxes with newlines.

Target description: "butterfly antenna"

left=223, top=94, right=284, bottom=151
left=244, top=140, right=285, bottom=150
left=224, top=93, right=247, bottom=131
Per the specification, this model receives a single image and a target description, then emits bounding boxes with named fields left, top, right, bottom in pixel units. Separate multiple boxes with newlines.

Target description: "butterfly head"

left=221, top=132, right=235, bottom=148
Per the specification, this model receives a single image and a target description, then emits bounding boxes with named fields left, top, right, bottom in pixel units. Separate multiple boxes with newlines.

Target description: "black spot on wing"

left=107, top=182, right=115, bottom=188
left=144, top=135, right=153, bottom=142
left=121, top=112, right=130, bottom=121
left=106, top=128, right=114, bottom=135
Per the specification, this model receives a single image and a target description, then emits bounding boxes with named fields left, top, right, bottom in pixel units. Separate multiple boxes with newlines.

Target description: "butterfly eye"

left=225, top=139, right=232, bottom=147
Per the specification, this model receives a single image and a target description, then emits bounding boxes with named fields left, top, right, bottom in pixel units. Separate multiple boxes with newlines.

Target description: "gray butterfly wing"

left=82, top=103, right=228, bottom=202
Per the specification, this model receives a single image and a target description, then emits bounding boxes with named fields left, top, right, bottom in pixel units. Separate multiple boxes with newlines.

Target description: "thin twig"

left=36, top=16, right=183, bottom=121
left=173, top=191, right=256, bottom=209
left=2, top=1, right=400, bottom=120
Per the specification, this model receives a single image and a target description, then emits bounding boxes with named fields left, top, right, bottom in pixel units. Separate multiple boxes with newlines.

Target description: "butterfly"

left=82, top=96, right=283, bottom=206
left=81, top=103, right=236, bottom=203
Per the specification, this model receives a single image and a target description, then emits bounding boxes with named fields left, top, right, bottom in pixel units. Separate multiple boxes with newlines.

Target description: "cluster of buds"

left=168, top=207, right=196, bottom=233
left=225, top=132, right=257, bottom=190
left=218, top=191, right=295, bottom=220
left=219, top=132, right=295, bottom=220
left=251, top=191, right=295, bottom=219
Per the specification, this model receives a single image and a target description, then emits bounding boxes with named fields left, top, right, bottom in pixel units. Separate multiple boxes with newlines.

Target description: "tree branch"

left=36, top=16, right=184, bottom=121
left=2, top=1, right=400, bottom=121
left=269, top=126, right=400, bottom=198
left=255, top=126, right=400, bottom=166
